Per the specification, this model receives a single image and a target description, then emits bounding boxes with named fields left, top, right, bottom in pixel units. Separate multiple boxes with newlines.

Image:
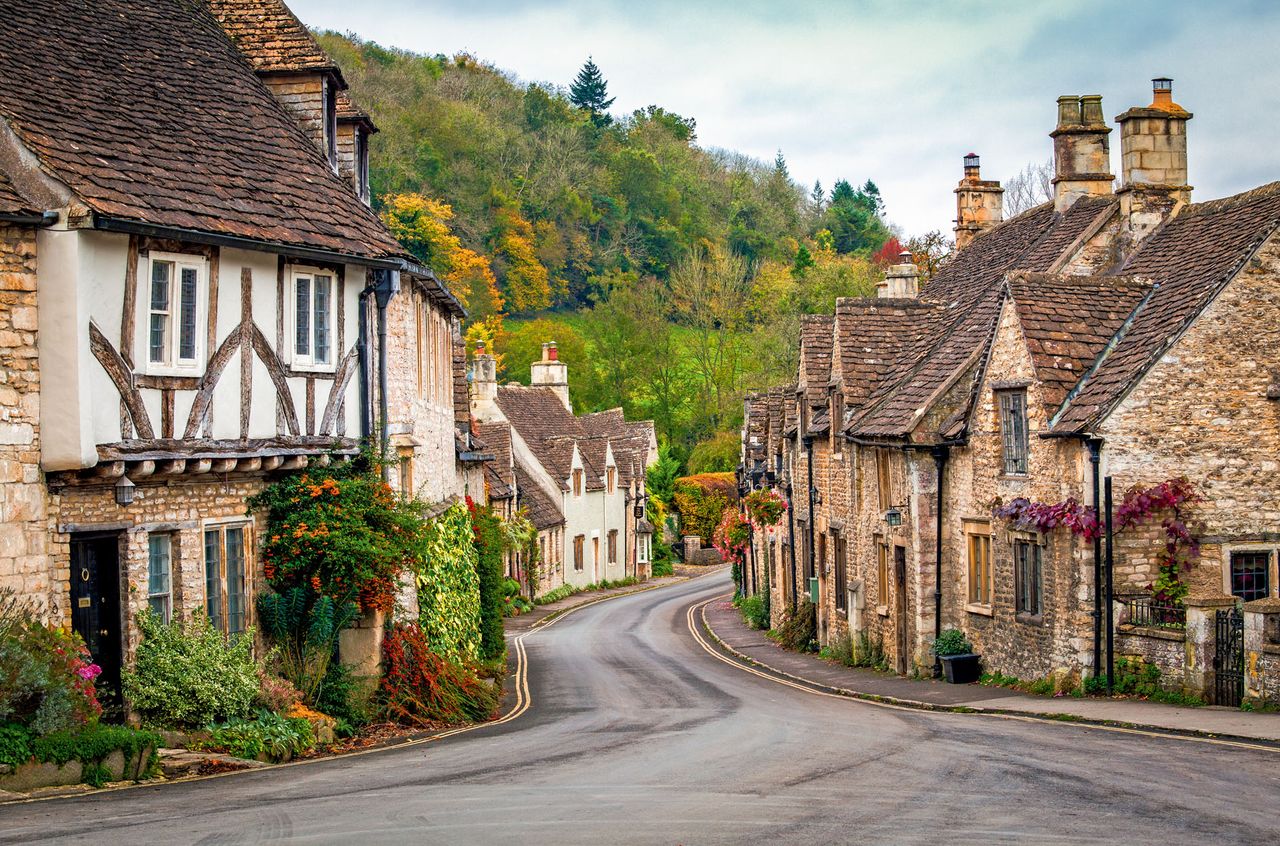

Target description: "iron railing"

left=1119, top=595, right=1185, bottom=629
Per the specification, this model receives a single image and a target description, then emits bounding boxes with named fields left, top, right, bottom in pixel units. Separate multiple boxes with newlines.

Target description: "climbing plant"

left=992, top=477, right=1202, bottom=606
left=467, top=498, right=507, bottom=663
left=414, top=503, right=482, bottom=663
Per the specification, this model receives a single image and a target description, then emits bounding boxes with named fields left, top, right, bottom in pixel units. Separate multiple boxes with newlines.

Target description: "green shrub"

left=201, top=710, right=316, bottom=762
left=0, top=722, right=32, bottom=768
left=31, top=723, right=161, bottom=787
left=672, top=473, right=736, bottom=543
left=469, top=502, right=507, bottom=662
left=414, top=503, right=483, bottom=663
left=932, top=628, right=973, bottom=657
left=853, top=630, right=888, bottom=669
left=257, top=587, right=357, bottom=705
left=738, top=594, right=768, bottom=630
left=821, top=633, right=856, bottom=667
left=775, top=600, right=817, bottom=653
left=315, top=661, right=376, bottom=729
left=534, top=584, right=576, bottom=605
left=122, top=610, right=258, bottom=728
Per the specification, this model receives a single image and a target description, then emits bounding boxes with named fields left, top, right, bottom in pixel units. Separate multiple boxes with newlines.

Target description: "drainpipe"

left=372, top=270, right=400, bottom=470
left=804, top=434, right=816, bottom=604
left=785, top=475, right=798, bottom=613
left=357, top=285, right=372, bottom=440
left=931, top=444, right=949, bottom=678
left=1087, top=438, right=1104, bottom=679
left=1104, top=475, right=1116, bottom=692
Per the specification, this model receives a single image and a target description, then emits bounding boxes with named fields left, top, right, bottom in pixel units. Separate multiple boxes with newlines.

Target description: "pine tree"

left=569, top=57, right=615, bottom=126
left=773, top=150, right=789, bottom=180
left=810, top=180, right=825, bottom=209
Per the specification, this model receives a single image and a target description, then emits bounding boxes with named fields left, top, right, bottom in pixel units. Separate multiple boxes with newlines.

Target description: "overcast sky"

left=290, top=0, right=1280, bottom=236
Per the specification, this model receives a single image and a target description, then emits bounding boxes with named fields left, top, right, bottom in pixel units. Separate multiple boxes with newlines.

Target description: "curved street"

left=2, top=573, right=1278, bottom=845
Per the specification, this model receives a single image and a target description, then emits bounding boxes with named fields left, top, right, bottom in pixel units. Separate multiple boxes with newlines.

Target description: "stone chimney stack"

left=877, top=251, right=920, bottom=299
left=954, top=154, right=1004, bottom=250
left=1116, top=77, right=1192, bottom=243
left=530, top=341, right=571, bottom=412
left=1051, top=94, right=1115, bottom=211
left=469, top=339, right=498, bottom=419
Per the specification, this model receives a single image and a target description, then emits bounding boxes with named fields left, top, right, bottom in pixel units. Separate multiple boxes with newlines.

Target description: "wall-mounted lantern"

left=885, top=506, right=903, bottom=527
left=115, top=475, right=136, bottom=506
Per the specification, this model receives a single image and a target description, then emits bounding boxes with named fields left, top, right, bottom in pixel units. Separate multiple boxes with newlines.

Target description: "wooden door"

left=70, top=535, right=123, bottom=714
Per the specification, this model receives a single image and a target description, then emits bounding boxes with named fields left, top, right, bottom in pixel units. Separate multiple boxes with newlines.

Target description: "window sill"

left=876, top=604, right=889, bottom=617
left=964, top=602, right=994, bottom=617
left=289, top=360, right=338, bottom=376
left=999, top=473, right=1030, bottom=482
left=1015, top=612, right=1045, bottom=626
left=136, top=363, right=204, bottom=379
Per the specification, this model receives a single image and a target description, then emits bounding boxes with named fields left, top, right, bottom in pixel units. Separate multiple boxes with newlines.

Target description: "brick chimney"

left=877, top=251, right=920, bottom=298
left=530, top=341, right=571, bottom=412
left=1116, top=78, right=1192, bottom=243
left=1051, top=95, right=1114, bottom=211
left=469, top=340, right=499, bottom=420
left=954, top=154, right=1004, bottom=249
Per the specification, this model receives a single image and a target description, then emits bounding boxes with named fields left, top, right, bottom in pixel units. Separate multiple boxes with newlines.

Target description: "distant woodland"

left=318, top=32, right=950, bottom=470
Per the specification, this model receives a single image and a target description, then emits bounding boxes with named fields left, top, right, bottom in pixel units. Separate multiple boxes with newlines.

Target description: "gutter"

left=804, top=435, right=816, bottom=604
left=372, top=269, right=399, bottom=467
left=785, top=474, right=799, bottom=613
left=93, top=214, right=405, bottom=270
left=0, top=210, right=58, bottom=226
left=357, top=284, right=372, bottom=440
left=1087, top=437, right=1104, bottom=680
left=930, top=444, right=949, bottom=678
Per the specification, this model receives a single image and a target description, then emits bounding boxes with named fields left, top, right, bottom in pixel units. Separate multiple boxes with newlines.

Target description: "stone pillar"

left=338, top=608, right=385, bottom=678
left=683, top=536, right=701, bottom=561
left=1182, top=594, right=1237, bottom=699
left=1242, top=598, right=1280, bottom=704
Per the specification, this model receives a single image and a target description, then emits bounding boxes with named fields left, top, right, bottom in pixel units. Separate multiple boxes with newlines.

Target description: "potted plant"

left=933, top=629, right=981, bottom=684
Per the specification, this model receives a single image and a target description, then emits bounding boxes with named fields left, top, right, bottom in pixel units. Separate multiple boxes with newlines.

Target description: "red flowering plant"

left=992, top=477, right=1202, bottom=607
left=0, top=591, right=102, bottom=736
left=744, top=489, right=787, bottom=527
left=712, top=508, right=751, bottom=567
left=379, top=623, right=499, bottom=727
left=249, top=455, right=424, bottom=613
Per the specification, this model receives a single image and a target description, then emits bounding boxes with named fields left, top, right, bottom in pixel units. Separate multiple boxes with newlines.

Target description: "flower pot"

left=940, top=653, right=982, bottom=684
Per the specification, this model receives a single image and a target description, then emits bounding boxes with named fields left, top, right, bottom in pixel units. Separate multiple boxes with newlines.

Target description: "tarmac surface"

left=2, top=571, right=1278, bottom=845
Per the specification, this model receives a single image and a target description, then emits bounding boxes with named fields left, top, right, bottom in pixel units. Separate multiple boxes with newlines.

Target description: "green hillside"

left=315, top=31, right=945, bottom=467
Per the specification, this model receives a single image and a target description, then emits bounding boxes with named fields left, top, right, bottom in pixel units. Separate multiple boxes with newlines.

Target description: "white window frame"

left=288, top=266, right=338, bottom=372
left=138, top=251, right=207, bottom=376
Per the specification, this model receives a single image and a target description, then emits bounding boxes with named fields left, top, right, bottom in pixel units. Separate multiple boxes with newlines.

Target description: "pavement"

left=701, top=592, right=1280, bottom=743
left=2, top=569, right=1278, bottom=844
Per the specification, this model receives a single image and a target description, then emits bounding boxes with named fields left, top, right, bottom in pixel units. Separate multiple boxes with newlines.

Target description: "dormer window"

left=606, top=466, right=616, bottom=495
left=289, top=266, right=335, bottom=371
left=323, top=78, right=338, bottom=171
left=140, top=252, right=206, bottom=375
left=573, top=469, right=583, bottom=497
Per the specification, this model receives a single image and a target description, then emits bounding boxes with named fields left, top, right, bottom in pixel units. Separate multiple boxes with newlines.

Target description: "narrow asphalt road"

left=3, top=572, right=1279, bottom=845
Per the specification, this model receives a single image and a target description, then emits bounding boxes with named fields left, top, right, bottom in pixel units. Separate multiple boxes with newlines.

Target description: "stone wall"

left=49, top=474, right=270, bottom=656
left=261, top=73, right=328, bottom=161
left=942, top=296, right=1094, bottom=681
left=1114, top=626, right=1187, bottom=689
left=383, top=284, right=467, bottom=506
left=1100, top=229, right=1280, bottom=600
left=0, top=224, right=50, bottom=620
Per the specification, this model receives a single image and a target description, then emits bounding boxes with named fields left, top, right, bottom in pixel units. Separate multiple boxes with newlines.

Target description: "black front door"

left=70, top=535, right=123, bottom=715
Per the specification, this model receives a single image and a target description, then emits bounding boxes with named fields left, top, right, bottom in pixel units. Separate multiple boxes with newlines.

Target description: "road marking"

left=5, top=578, right=699, bottom=806
left=687, top=594, right=1280, bottom=756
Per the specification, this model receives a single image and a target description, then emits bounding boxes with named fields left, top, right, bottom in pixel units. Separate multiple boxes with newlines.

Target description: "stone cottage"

left=746, top=78, right=1280, bottom=705
left=0, top=0, right=473, bottom=697
left=471, top=342, right=657, bottom=594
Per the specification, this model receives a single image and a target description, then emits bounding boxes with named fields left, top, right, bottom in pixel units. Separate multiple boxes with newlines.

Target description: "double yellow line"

left=687, top=594, right=1280, bottom=755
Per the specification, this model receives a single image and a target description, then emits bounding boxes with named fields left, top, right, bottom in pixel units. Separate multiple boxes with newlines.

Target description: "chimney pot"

left=548, top=342, right=559, bottom=362
left=1057, top=95, right=1082, bottom=128
left=1080, top=94, right=1104, bottom=125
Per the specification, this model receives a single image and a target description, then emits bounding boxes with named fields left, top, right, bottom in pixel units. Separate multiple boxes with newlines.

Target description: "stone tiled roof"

left=765, top=385, right=789, bottom=453
left=1052, top=182, right=1280, bottom=432
left=744, top=392, right=767, bottom=461
left=476, top=422, right=513, bottom=501
left=515, top=464, right=564, bottom=530
left=848, top=199, right=1117, bottom=440
left=0, top=171, right=38, bottom=217
left=798, top=315, right=835, bottom=414
left=335, top=90, right=376, bottom=131
left=833, top=297, right=945, bottom=410
left=1007, top=273, right=1152, bottom=411
left=207, top=0, right=342, bottom=79
left=452, top=331, right=470, bottom=429
left=0, top=0, right=402, bottom=259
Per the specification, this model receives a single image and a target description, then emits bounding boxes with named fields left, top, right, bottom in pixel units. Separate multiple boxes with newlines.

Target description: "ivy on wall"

left=414, top=503, right=482, bottom=664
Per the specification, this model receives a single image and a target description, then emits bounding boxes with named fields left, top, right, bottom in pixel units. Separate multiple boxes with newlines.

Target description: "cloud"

left=291, top=0, right=1280, bottom=235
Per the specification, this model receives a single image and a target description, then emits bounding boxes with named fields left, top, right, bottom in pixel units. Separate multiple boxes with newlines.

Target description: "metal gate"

left=1214, top=607, right=1244, bottom=707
